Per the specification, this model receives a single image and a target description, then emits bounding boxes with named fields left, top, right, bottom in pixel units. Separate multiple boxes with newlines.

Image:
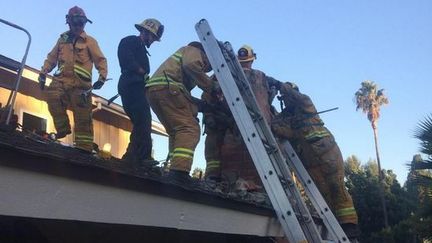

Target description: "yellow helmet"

left=237, top=45, right=257, bottom=63
left=135, top=18, right=164, bottom=41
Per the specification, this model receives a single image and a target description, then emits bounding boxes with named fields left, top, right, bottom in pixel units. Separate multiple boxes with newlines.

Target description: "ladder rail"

left=280, top=140, right=350, bottom=242
left=196, top=19, right=323, bottom=243
left=222, top=41, right=326, bottom=242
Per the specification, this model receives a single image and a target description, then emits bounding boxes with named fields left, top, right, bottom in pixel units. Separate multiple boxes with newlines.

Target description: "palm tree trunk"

left=372, top=125, right=389, bottom=228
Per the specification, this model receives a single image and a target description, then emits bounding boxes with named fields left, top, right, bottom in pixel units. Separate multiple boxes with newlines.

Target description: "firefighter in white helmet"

left=117, top=18, right=164, bottom=168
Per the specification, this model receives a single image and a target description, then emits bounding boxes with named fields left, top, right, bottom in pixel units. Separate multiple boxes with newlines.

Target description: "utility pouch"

left=168, top=85, right=187, bottom=109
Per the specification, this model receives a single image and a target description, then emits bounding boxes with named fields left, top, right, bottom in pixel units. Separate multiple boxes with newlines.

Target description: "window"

left=22, top=112, right=47, bottom=133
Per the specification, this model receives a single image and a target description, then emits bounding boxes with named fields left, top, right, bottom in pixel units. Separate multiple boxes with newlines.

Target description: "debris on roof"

left=0, top=129, right=272, bottom=209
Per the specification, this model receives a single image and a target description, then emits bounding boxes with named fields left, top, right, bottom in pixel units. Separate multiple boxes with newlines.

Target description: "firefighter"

left=203, top=45, right=283, bottom=186
left=146, top=42, right=218, bottom=182
left=117, top=18, right=164, bottom=167
left=271, top=82, right=360, bottom=240
left=39, top=6, right=108, bottom=152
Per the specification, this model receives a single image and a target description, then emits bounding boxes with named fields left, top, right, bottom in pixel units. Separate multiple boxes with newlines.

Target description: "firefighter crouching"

left=271, top=82, right=361, bottom=240
left=201, top=82, right=233, bottom=182
left=38, top=6, right=108, bottom=152
left=145, top=41, right=218, bottom=183
left=203, top=45, right=283, bottom=187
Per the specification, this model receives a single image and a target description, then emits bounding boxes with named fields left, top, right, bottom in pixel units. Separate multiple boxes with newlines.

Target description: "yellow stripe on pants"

left=146, top=86, right=200, bottom=173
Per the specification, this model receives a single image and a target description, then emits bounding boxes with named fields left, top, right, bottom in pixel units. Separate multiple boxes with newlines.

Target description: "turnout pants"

left=204, top=126, right=225, bottom=178
left=146, top=85, right=200, bottom=173
left=46, top=75, right=93, bottom=151
left=297, top=136, right=358, bottom=225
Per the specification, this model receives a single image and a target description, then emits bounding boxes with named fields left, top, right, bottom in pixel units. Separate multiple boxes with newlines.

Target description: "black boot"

left=52, top=130, right=71, bottom=140
left=165, top=170, right=192, bottom=185
left=140, top=158, right=159, bottom=168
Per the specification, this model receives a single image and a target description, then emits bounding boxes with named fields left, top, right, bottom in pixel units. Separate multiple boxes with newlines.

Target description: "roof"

left=0, top=54, right=21, bottom=72
left=0, top=129, right=283, bottom=237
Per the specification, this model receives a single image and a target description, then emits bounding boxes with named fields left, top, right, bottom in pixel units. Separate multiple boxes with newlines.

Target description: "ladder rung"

left=196, top=19, right=349, bottom=243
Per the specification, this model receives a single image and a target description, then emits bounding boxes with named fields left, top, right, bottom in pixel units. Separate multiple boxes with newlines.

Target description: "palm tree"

left=412, top=115, right=432, bottom=241
left=354, top=80, right=389, bottom=227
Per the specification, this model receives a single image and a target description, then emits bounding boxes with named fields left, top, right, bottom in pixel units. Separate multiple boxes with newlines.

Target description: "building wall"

left=0, top=87, right=130, bottom=158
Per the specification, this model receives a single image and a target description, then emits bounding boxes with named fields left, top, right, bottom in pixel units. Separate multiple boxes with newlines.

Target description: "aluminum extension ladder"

left=195, top=19, right=350, bottom=243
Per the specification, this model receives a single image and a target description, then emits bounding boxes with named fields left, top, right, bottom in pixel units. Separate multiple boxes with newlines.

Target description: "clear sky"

left=1, top=0, right=431, bottom=184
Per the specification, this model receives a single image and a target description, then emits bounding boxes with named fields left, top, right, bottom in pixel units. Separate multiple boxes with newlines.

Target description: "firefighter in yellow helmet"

left=38, top=6, right=108, bottom=152
left=146, top=41, right=218, bottom=182
left=117, top=18, right=164, bottom=167
left=271, top=82, right=360, bottom=240
left=203, top=45, right=283, bottom=187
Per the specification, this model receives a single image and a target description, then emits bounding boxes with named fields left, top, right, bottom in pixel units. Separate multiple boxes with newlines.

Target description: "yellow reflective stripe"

left=74, top=65, right=92, bottom=79
left=305, top=130, right=330, bottom=140
left=170, top=52, right=182, bottom=63
left=335, top=207, right=356, bottom=217
left=207, top=160, right=220, bottom=168
left=172, top=153, right=193, bottom=159
left=172, top=147, right=194, bottom=159
left=173, top=148, right=194, bottom=156
left=146, top=76, right=185, bottom=89
left=147, top=76, right=171, bottom=84
left=74, top=65, right=91, bottom=77
left=75, top=134, right=94, bottom=143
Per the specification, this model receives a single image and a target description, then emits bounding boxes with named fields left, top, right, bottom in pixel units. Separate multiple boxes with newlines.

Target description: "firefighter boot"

left=51, top=130, right=72, bottom=140
left=341, top=223, right=361, bottom=242
left=165, top=169, right=193, bottom=185
left=140, top=158, right=159, bottom=168
left=203, top=174, right=221, bottom=189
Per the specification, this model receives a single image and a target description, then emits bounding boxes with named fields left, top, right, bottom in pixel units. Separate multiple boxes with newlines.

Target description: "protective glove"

left=38, top=73, right=46, bottom=90
left=92, top=77, right=105, bottom=90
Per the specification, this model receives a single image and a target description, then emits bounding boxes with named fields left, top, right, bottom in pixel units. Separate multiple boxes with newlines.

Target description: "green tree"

left=344, top=156, right=415, bottom=242
left=354, top=80, right=389, bottom=227
left=411, top=114, right=432, bottom=241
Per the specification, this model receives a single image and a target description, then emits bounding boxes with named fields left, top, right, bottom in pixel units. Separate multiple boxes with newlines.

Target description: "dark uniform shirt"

left=117, top=35, right=149, bottom=94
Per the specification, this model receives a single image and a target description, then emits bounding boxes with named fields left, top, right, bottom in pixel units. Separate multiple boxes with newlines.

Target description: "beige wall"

left=0, top=87, right=130, bottom=158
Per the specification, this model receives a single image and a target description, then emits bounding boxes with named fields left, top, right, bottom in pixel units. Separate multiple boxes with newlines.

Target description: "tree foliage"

left=407, top=114, right=432, bottom=241
left=344, top=156, right=417, bottom=242
left=354, top=80, right=390, bottom=227
left=354, top=80, right=389, bottom=129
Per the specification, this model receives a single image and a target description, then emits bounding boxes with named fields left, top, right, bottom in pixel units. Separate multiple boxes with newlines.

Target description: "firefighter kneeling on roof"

left=271, top=82, right=361, bottom=240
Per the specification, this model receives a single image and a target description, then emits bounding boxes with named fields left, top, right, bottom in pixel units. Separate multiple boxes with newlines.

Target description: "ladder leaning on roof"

left=195, top=19, right=350, bottom=243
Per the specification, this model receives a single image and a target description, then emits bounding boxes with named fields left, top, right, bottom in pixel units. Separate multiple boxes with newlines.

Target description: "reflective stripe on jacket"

left=279, top=85, right=332, bottom=143
left=41, top=31, right=108, bottom=81
left=147, top=46, right=214, bottom=93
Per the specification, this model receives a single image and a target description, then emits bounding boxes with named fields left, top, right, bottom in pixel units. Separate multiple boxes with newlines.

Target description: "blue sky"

left=1, top=0, right=431, bottom=184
